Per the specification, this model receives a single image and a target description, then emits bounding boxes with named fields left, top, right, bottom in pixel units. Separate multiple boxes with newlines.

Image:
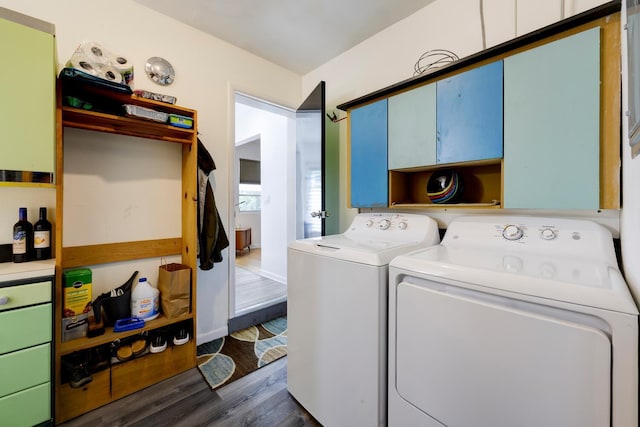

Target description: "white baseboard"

left=259, top=269, right=286, bottom=284
left=196, top=325, right=228, bottom=346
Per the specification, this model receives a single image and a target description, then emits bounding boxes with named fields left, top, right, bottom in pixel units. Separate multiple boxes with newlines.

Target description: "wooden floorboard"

left=58, top=357, right=320, bottom=427
left=235, top=265, right=286, bottom=315
left=235, top=247, right=262, bottom=273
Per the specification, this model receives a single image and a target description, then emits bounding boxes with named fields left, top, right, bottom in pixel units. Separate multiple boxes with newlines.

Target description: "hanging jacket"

left=197, top=138, right=229, bottom=270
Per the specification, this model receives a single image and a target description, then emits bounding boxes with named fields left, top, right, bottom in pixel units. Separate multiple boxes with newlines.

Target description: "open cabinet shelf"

left=54, top=78, right=198, bottom=424
left=389, top=159, right=503, bottom=208
left=62, top=106, right=196, bottom=144
left=58, top=313, right=195, bottom=356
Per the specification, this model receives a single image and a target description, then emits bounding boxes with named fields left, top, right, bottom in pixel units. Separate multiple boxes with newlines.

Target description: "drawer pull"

left=0, top=295, right=8, bottom=305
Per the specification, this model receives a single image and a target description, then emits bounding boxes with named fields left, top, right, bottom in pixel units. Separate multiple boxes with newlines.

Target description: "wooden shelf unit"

left=54, top=79, right=198, bottom=424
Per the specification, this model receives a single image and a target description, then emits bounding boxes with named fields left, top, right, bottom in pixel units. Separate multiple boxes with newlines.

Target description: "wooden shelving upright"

left=53, top=80, right=198, bottom=423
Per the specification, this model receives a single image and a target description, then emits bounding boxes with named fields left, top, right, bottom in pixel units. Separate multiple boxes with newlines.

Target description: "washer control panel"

left=364, top=217, right=408, bottom=231
left=346, top=213, right=440, bottom=244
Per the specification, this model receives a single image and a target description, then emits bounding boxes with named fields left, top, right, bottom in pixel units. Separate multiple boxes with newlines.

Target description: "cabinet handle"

left=0, top=295, right=8, bottom=305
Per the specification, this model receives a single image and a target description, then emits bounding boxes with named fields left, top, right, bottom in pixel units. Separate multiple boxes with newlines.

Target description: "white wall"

left=0, top=0, right=301, bottom=343
left=303, top=0, right=609, bottom=232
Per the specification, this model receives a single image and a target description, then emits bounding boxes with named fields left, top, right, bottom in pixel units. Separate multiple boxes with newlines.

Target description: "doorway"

left=231, top=93, right=294, bottom=323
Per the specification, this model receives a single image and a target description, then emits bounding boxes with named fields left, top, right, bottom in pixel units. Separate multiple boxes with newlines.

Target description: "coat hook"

left=326, top=111, right=347, bottom=123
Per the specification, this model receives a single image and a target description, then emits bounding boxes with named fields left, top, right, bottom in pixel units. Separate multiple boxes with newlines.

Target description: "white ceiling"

left=132, top=0, right=436, bottom=75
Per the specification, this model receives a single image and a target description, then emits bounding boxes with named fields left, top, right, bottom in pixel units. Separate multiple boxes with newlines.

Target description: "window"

left=238, top=183, right=261, bottom=212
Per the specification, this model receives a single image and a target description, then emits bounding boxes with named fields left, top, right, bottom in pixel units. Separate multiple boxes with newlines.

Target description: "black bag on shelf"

left=92, top=271, right=138, bottom=327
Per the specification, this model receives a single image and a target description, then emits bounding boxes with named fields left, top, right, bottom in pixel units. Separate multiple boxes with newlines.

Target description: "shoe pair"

left=111, top=333, right=149, bottom=363
left=147, top=325, right=189, bottom=353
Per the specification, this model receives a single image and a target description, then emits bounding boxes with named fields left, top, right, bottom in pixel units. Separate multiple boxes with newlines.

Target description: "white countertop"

left=0, top=259, right=55, bottom=282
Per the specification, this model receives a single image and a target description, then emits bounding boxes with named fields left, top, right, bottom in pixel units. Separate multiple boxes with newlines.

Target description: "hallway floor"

left=235, top=249, right=287, bottom=316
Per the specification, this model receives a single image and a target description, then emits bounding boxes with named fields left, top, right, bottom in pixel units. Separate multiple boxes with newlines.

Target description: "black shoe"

left=88, top=344, right=110, bottom=372
left=62, top=352, right=93, bottom=388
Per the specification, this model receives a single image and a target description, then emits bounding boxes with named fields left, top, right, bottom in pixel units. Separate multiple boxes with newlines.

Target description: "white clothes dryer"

left=287, top=213, right=440, bottom=427
left=388, top=215, right=638, bottom=427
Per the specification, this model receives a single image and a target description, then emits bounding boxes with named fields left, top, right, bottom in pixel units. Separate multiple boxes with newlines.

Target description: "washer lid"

left=390, top=245, right=639, bottom=314
left=289, top=234, right=433, bottom=266
left=288, top=212, right=440, bottom=266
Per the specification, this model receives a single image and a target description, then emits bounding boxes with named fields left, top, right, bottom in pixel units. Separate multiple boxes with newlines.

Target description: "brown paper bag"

left=157, top=262, right=191, bottom=318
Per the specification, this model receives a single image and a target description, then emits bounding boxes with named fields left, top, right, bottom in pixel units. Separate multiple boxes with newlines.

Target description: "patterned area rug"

left=196, top=316, right=287, bottom=390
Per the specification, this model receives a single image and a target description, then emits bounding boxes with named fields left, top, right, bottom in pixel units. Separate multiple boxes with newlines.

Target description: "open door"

left=296, top=81, right=327, bottom=238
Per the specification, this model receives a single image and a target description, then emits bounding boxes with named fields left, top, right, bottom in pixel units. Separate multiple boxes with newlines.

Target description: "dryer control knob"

left=502, top=225, right=523, bottom=240
left=503, top=255, right=523, bottom=272
left=366, top=219, right=374, bottom=228
left=378, top=219, right=391, bottom=230
left=540, top=228, right=557, bottom=240
left=398, top=221, right=407, bottom=230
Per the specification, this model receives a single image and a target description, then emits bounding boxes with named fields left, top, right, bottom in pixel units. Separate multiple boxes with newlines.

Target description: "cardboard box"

left=62, top=314, right=89, bottom=342
left=63, top=268, right=92, bottom=318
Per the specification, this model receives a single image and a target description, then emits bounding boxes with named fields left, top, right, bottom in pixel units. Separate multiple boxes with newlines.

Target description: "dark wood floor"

left=59, top=357, right=321, bottom=427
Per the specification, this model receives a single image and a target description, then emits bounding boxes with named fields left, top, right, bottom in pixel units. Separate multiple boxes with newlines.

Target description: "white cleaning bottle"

left=131, top=277, right=160, bottom=320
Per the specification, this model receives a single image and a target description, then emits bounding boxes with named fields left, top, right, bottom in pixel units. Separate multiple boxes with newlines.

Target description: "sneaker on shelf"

left=173, top=327, right=190, bottom=346
left=150, top=332, right=168, bottom=353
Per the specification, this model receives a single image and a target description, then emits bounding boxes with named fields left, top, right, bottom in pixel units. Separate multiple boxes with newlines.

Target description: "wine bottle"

left=12, top=207, right=33, bottom=263
left=34, top=207, right=52, bottom=260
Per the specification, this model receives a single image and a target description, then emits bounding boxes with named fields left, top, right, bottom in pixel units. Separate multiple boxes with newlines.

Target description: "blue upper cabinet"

left=503, top=28, right=600, bottom=209
left=436, top=61, right=504, bottom=164
left=350, top=99, right=388, bottom=208
left=388, top=83, right=437, bottom=169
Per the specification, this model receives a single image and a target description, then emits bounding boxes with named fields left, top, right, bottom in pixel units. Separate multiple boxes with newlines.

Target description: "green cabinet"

left=388, top=83, right=436, bottom=169
left=0, top=8, right=56, bottom=183
left=350, top=99, right=388, bottom=208
left=0, top=275, right=53, bottom=426
left=503, top=27, right=601, bottom=209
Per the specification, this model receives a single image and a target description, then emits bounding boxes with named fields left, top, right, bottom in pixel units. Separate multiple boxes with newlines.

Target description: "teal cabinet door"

left=504, top=28, right=600, bottom=209
left=388, top=83, right=436, bottom=169
left=350, top=99, right=388, bottom=208
left=436, top=61, right=503, bottom=164
left=0, top=12, right=55, bottom=180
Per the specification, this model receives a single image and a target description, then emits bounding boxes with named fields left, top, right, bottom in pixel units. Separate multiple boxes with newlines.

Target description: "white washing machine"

left=287, top=212, right=440, bottom=426
left=388, top=215, right=639, bottom=427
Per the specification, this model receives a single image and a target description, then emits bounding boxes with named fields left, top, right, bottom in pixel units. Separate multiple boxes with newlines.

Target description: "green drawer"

left=0, top=304, right=51, bottom=354
left=0, top=382, right=51, bottom=427
left=0, top=281, right=52, bottom=312
left=0, top=343, right=50, bottom=397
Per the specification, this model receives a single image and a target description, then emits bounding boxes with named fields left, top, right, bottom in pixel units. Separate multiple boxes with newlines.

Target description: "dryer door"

left=394, top=279, right=611, bottom=427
